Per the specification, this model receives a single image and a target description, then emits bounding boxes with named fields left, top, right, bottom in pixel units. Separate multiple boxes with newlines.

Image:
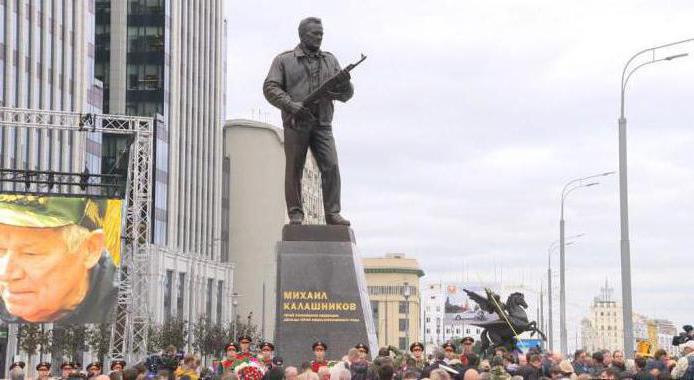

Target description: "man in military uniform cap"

left=409, top=342, right=427, bottom=369
left=86, top=362, right=102, bottom=379
left=218, top=342, right=240, bottom=374
left=259, top=342, right=276, bottom=369
left=442, top=342, right=457, bottom=363
left=311, top=341, right=330, bottom=372
left=237, top=335, right=255, bottom=360
left=461, top=337, right=475, bottom=354
left=355, top=343, right=369, bottom=360
left=36, top=362, right=52, bottom=380
left=264, top=17, right=354, bottom=226
left=9, top=361, right=25, bottom=371
left=0, top=195, right=120, bottom=323
left=61, top=362, right=75, bottom=379
left=110, top=360, right=126, bottom=374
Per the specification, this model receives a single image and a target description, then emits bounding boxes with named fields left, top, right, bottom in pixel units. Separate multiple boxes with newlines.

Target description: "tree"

left=18, top=324, right=51, bottom=371
left=206, top=323, right=228, bottom=359
left=86, top=323, right=112, bottom=363
left=228, top=312, right=262, bottom=345
left=147, top=322, right=162, bottom=354
left=192, top=316, right=210, bottom=355
left=193, top=316, right=228, bottom=362
left=153, top=316, right=187, bottom=352
left=52, top=325, right=87, bottom=361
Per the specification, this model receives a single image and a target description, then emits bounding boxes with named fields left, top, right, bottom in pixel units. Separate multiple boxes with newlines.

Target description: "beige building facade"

left=223, top=118, right=324, bottom=339
left=580, top=281, right=676, bottom=355
left=363, top=253, right=424, bottom=351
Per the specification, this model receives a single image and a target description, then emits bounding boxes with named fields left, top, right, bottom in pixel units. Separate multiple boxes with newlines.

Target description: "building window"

left=164, top=270, right=173, bottom=320
left=206, top=278, right=213, bottom=322
left=176, top=272, right=185, bottom=317
left=371, top=301, right=379, bottom=336
left=399, top=318, right=408, bottom=332
left=217, top=280, right=224, bottom=324
left=399, top=301, right=409, bottom=314
left=426, top=317, right=431, bottom=323
left=399, top=337, right=408, bottom=351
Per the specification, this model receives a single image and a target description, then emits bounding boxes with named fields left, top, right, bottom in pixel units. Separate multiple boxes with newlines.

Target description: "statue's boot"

left=289, top=213, right=304, bottom=224
left=326, top=213, right=350, bottom=226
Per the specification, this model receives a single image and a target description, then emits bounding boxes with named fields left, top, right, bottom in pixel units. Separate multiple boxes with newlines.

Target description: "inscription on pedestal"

left=275, top=225, right=376, bottom=365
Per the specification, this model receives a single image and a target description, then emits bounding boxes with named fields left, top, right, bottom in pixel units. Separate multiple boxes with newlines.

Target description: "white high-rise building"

left=1, top=0, right=104, bottom=371
left=95, top=0, right=232, bottom=325
left=1, top=0, right=103, bottom=179
left=1, top=0, right=232, bottom=367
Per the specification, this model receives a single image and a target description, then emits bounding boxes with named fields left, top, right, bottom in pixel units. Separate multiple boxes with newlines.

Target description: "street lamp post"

left=559, top=172, right=614, bottom=355
left=231, top=292, right=240, bottom=340
left=547, top=236, right=581, bottom=352
left=619, top=39, right=692, bottom=358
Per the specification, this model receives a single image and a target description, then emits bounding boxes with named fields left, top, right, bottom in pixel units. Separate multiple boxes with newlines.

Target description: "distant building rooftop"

left=362, top=254, right=425, bottom=277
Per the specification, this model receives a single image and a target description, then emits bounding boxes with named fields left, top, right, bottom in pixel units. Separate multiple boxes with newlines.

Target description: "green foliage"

left=229, top=312, right=262, bottom=344
left=18, top=324, right=51, bottom=357
left=150, top=316, right=187, bottom=352
left=86, top=323, right=112, bottom=363
left=207, top=323, right=228, bottom=358
left=147, top=322, right=162, bottom=354
left=192, top=317, right=207, bottom=354
left=192, top=316, right=228, bottom=358
left=52, top=325, right=87, bottom=361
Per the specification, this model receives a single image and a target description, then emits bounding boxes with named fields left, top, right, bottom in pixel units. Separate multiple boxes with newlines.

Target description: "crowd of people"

left=5, top=335, right=694, bottom=380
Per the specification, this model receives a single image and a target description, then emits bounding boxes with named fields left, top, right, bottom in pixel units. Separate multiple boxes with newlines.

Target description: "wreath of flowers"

left=233, top=357, right=266, bottom=380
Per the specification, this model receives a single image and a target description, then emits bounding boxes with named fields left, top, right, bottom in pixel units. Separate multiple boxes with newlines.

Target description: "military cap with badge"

left=0, top=195, right=107, bottom=230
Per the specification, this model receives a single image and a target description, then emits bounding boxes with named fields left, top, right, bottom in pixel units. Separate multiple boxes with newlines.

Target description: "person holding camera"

left=671, top=340, right=694, bottom=379
left=673, top=326, right=694, bottom=347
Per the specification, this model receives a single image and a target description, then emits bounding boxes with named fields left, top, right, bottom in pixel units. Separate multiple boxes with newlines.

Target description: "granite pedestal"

left=275, top=225, right=377, bottom=365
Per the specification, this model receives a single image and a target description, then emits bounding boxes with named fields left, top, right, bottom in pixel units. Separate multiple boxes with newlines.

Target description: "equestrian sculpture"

left=464, top=288, right=546, bottom=356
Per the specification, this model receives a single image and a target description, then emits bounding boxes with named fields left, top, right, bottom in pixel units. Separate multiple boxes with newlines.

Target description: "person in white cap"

left=671, top=340, right=694, bottom=379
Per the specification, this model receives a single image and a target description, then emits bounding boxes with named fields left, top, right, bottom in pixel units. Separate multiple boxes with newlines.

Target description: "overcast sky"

left=224, top=1, right=694, bottom=347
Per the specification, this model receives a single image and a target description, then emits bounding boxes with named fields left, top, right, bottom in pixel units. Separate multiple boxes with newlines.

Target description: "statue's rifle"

left=302, top=53, right=367, bottom=106
left=290, top=54, right=367, bottom=128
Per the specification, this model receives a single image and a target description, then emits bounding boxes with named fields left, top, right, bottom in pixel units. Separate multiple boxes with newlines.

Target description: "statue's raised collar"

left=295, top=44, right=323, bottom=58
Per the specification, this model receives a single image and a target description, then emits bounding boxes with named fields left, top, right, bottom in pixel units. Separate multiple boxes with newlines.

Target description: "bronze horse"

left=464, top=289, right=546, bottom=355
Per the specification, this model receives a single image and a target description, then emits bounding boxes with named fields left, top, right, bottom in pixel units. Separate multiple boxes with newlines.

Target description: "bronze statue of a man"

left=263, top=17, right=353, bottom=226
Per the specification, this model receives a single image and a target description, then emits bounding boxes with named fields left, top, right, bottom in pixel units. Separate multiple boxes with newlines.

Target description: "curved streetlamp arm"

left=548, top=236, right=583, bottom=266
left=561, top=172, right=614, bottom=202
left=620, top=38, right=694, bottom=117
left=621, top=38, right=694, bottom=88
left=561, top=181, right=600, bottom=219
left=623, top=58, right=670, bottom=92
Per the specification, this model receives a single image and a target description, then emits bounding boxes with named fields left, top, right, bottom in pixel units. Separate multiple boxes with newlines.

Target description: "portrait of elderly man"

left=0, top=195, right=120, bottom=323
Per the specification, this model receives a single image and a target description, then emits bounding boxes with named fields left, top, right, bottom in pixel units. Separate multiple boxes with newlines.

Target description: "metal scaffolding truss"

left=0, top=107, right=153, bottom=362
left=0, top=168, right=127, bottom=197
